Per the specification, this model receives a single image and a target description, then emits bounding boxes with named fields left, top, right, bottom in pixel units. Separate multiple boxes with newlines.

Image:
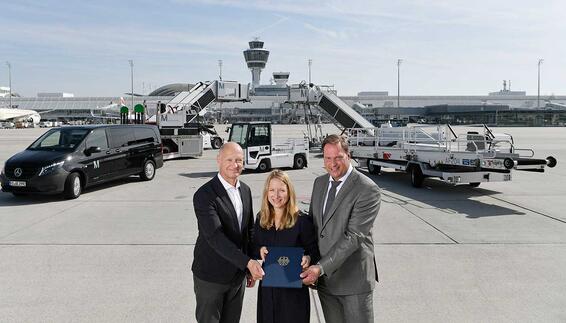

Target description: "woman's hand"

left=260, top=246, right=269, bottom=262
left=301, top=255, right=311, bottom=270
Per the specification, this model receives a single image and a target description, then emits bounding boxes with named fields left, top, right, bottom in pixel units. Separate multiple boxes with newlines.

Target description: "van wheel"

left=258, top=159, right=271, bottom=172
left=469, top=182, right=481, bottom=188
left=293, top=154, right=306, bottom=169
left=64, top=172, right=82, bottom=199
left=140, top=160, right=156, bottom=181
left=367, top=160, right=381, bottom=175
left=212, top=137, right=223, bottom=149
left=410, top=166, right=424, bottom=188
left=162, top=145, right=173, bottom=154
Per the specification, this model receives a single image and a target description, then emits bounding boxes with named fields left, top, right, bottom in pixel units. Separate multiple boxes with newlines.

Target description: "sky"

left=2, top=0, right=565, bottom=97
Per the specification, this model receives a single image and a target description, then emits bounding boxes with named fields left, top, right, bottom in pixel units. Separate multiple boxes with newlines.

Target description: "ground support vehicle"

left=348, top=124, right=557, bottom=187
left=157, top=81, right=249, bottom=160
left=201, top=124, right=223, bottom=149
left=1, top=125, right=163, bottom=199
left=228, top=122, right=309, bottom=171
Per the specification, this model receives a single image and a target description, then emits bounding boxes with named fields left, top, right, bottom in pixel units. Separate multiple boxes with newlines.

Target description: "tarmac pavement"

left=1, top=126, right=565, bottom=322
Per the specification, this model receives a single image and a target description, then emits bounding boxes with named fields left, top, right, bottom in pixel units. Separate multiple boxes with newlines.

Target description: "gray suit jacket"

left=310, top=167, right=381, bottom=295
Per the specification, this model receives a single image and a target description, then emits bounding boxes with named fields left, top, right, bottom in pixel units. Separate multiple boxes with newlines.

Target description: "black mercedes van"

left=1, top=124, right=164, bottom=199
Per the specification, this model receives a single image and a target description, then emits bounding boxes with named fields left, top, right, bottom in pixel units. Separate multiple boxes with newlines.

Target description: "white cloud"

left=302, top=23, right=349, bottom=40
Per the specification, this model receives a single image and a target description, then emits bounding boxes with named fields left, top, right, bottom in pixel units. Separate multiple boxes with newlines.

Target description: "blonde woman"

left=252, top=170, right=320, bottom=323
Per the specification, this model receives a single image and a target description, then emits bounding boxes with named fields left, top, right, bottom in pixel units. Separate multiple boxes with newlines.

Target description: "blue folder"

left=262, top=246, right=304, bottom=289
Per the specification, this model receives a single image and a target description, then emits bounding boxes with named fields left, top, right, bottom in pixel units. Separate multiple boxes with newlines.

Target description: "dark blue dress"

left=253, top=211, right=320, bottom=323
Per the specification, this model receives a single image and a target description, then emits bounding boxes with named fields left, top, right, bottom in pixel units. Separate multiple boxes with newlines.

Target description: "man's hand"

left=259, top=246, right=269, bottom=262
left=246, top=274, right=256, bottom=288
left=300, top=264, right=321, bottom=285
left=301, top=255, right=311, bottom=270
left=247, top=259, right=265, bottom=280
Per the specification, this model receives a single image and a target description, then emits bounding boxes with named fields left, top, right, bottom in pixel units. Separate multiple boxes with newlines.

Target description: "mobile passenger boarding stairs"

left=348, top=124, right=557, bottom=187
left=157, top=81, right=249, bottom=159
left=289, top=83, right=374, bottom=132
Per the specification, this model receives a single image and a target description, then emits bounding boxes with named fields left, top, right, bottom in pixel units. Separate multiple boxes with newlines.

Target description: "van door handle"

left=115, top=149, right=121, bottom=153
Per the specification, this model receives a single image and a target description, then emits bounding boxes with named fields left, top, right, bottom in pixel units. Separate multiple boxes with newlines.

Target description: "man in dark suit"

left=192, top=142, right=264, bottom=323
left=301, top=134, right=381, bottom=323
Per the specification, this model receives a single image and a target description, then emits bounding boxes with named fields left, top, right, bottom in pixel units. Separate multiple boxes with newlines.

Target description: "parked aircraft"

left=89, top=98, right=125, bottom=119
left=0, top=108, right=41, bottom=125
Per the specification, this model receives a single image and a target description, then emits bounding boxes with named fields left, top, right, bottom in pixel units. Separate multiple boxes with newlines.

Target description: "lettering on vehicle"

left=93, top=160, right=100, bottom=169
left=462, top=158, right=479, bottom=166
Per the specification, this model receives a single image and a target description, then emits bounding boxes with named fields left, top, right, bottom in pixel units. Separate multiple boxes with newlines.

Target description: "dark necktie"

left=323, top=180, right=341, bottom=220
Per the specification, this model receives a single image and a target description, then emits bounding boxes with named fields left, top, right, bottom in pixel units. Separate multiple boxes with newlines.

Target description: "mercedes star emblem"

left=14, top=168, right=23, bottom=178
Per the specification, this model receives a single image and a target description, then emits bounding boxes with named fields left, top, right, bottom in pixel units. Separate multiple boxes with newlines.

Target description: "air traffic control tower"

left=243, top=39, right=269, bottom=88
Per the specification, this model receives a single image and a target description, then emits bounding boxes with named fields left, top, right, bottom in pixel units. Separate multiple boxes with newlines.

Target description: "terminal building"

left=343, top=82, right=566, bottom=126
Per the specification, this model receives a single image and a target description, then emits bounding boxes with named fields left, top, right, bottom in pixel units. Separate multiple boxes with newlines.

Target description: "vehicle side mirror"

left=85, top=146, right=101, bottom=156
left=225, top=126, right=231, bottom=133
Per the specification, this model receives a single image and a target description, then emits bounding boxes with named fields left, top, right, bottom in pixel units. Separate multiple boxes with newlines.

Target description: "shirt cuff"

left=317, top=262, right=325, bottom=276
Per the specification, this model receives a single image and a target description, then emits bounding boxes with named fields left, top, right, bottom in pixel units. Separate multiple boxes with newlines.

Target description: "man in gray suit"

left=301, top=134, right=381, bottom=323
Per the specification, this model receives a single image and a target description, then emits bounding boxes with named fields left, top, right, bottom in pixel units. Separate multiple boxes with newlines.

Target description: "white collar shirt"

left=323, top=164, right=354, bottom=214
left=217, top=173, right=243, bottom=230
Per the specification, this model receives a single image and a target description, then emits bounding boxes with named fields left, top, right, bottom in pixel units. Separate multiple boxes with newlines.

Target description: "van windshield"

left=29, top=128, right=90, bottom=151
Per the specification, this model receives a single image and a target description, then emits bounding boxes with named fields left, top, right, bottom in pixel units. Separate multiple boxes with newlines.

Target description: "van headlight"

left=39, top=161, right=65, bottom=176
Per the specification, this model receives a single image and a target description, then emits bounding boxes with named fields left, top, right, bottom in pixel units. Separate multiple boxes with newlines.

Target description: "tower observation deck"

left=243, top=39, right=269, bottom=88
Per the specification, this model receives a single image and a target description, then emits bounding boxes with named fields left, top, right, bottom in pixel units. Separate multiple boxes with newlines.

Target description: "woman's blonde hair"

left=259, top=170, right=299, bottom=230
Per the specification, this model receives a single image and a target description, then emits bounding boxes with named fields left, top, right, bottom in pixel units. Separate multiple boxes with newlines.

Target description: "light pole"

left=218, top=60, right=223, bottom=80
left=537, top=58, right=543, bottom=109
left=6, top=61, right=11, bottom=109
left=128, top=59, right=134, bottom=110
left=308, top=59, right=312, bottom=84
left=397, top=59, right=402, bottom=110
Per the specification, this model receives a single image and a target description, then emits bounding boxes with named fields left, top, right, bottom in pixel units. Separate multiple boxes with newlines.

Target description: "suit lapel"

left=211, top=176, right=240, bottom=233
left=321, top=169, right=360, bottom=230
left=316, top=174, right=330, bottom=231
left=239, top=185, right=250, bottom=233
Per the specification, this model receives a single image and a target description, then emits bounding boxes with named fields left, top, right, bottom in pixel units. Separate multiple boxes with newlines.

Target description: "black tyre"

left=140, top=160, right=156, bottom=181
left=162, top=145, right=173, bottom=154
left=212, top=137, right=223, bottom=149
left=258, top=159, right=271, bottom=172
left=503, top=158, right=515, bottom=169
left=367, top=160, right=381, bottom=175
left=547, top=156, right=557, bottom=168
left=293, top=154, right=306, bottom=169
left=469, top=182, right=481, bottom=187
left=410, top=165, right=424, bottom=188
left=64, top=172, right=82, bottom=199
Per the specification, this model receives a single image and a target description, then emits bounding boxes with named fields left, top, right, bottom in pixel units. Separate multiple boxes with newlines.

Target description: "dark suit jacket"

left=192, top=175, right=254, bottom=284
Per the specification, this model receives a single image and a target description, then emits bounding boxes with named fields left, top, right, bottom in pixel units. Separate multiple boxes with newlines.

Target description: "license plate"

left=9, top=181, right=26, bottom=187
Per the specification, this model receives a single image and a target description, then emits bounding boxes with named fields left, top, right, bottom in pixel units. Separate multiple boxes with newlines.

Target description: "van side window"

left=107, top=127, right=135, bottom=148
left=134, top=127, right=157, bottom=144
left=60, top=129, right=90, bottom=148
left=86, top=129, right=109, bottom=150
